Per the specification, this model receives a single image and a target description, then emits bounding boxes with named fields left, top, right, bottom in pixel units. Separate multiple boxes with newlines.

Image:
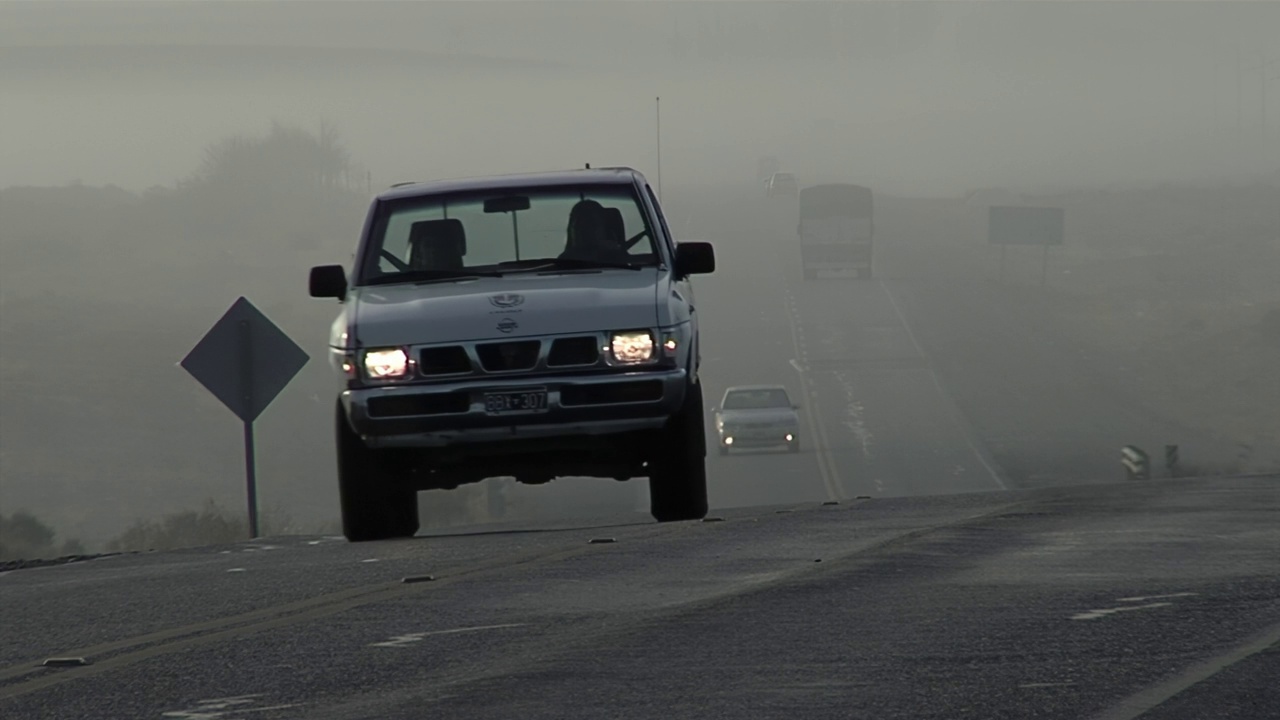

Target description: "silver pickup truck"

left=309, top=167, right=716, bottom=541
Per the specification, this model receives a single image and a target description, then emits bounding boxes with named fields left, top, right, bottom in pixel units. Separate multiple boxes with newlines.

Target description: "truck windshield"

left=799, top=185, right=873, bottom=219
left=723, top=389, right=792, bottom=410
left=361, top=184, right=658, bottom=285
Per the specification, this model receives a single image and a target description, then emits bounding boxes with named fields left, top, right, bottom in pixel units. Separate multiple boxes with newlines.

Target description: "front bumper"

left=343, top=368, right=688, bottom=448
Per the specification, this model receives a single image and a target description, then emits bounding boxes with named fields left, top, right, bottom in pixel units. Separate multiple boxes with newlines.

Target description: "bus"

left=797, top=183, right=873, bottom=279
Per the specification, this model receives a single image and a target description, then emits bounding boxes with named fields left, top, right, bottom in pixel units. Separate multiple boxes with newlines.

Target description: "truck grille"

left=475, top=340, right=541, bottom=372
left=419, top=346, right=472, bottom=376
left=547, top=336, right=600, bottom=367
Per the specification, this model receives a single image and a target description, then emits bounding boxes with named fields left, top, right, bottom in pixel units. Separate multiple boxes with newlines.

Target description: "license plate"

left=483, top=389, right=549, bottom=415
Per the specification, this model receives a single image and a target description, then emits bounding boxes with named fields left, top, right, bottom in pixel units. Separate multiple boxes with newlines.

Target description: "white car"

left=713, top=385, right=801, bottom=455
left=309, top=167, right=717, bottom=541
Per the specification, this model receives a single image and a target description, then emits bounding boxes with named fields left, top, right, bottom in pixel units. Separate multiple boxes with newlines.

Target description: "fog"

left=4, top=1, right=1278, bottom=194
left=2, top=1, right=1278, bottom=556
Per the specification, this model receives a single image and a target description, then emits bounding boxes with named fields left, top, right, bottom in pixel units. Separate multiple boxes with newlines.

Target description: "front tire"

left=335, top=403, right=420, bottom=542
left=649, top=380, right=709, bottom=522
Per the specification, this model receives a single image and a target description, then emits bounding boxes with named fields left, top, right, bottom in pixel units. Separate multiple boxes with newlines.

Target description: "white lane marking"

left=878, top=279, right=1007, bottom=490
left=833, top=371, right=873, bottom=458
left=226, top=568, right=245, bottom=573
left=370, top=623, right=527, bottom=648
left=1089, top=621, right=1280, bottom=720
left=789, top=358, right=806, bottom=373
left=785, top=305, right=843, bottom=501
left=1070, top=602, right=1173, bottom=621
left=1020, top=682, right=1077, bottom=689
left=361, top=558, right=379, bottom=563
left=1117, top=592, right=1198, bottom=603
left=162, top=694, right=301, bottom=719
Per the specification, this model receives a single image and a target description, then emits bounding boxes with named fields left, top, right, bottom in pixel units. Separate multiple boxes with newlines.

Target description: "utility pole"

left=1236, top=42, right=1243, bottom=161
left=656, top=96, right=662, bottom=199
left=1241, top=54, right=1279, bottom=168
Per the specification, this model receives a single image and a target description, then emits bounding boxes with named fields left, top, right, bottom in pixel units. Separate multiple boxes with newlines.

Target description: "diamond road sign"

left=181, top=297, right=309, bottom=423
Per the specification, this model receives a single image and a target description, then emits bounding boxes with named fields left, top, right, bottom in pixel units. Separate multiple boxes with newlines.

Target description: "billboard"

left=988, top=206, right=1065, bottom=246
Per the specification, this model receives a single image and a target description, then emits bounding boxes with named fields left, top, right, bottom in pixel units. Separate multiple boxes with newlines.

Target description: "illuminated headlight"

left=363, top=347, right=410, bottom=380
left=609, top=330, right=656, bottom=364
left=724, top=436, right=734, bottom=445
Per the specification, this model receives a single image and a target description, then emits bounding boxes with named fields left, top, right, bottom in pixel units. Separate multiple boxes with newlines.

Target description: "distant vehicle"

left=757, top=156, right=780, bottom=184
left=308, top=166, right=717, bottom=541
left=764, top=172, right=799, bottom=198
left=712, top=385, right=801, bottom=455
left=797, top=183, right=874, bottom=280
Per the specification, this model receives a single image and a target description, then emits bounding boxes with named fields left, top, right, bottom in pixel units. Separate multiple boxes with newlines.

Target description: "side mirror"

left=674, top=242, right=715, bottom=276
left=309, top=265, right=348, bottom=299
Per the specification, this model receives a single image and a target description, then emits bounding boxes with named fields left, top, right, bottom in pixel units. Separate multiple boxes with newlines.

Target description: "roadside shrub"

left=0, top=511, right=85, bottom=561
left=104, top=499, right=330, bottom=552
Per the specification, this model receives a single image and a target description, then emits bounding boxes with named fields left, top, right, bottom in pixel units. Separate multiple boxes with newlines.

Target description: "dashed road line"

left=783, top=289, right=843, bottom=501
left=1070, top=602, right=1174, bottom=621
left=370, top=623, right=527, bottom=648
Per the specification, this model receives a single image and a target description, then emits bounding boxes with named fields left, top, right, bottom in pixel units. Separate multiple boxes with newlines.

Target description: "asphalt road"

left=2, top=476, right=1277, bottom=719
left=7, top=184, right=1277, bottom=719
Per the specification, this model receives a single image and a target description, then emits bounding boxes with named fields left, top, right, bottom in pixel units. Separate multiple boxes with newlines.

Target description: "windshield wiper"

left=501, top=257, right=650, bottom=273
left=365, top=269, right=503, bottom=286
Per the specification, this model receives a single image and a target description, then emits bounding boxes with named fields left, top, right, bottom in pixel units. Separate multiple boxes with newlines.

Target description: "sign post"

left=181, top=297, right=309, bottom=538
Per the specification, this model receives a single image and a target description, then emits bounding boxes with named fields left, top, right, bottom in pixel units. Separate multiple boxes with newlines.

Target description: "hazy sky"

left=2, top=1, right=1277, bottom=196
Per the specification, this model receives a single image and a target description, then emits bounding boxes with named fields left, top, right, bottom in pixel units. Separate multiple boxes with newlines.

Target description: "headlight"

left=363, top=347, right=410, bottom=379
left=609, top=330, right=655, bottom=364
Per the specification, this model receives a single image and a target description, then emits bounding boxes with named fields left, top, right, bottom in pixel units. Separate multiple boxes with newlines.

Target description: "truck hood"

left=719, top=408, right=800, bottom=426
left=350, top=269, right=662, bottom=345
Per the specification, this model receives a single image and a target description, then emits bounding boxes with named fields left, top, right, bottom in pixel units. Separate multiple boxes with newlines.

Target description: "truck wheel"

left=335, top=402, right=420, bottom=542
left=649, top=380, right=709, bottom=522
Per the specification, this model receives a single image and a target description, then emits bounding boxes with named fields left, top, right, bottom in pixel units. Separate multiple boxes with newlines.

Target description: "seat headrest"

left=603, top=207, right=625, bottom=245
left=408, top=218, right=466, bottom=255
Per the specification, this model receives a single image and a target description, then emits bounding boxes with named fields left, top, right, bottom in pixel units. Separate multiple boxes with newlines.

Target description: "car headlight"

left=609, top=330, right=655, bottom=365
left=363, top=347, right=410, bottom=380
